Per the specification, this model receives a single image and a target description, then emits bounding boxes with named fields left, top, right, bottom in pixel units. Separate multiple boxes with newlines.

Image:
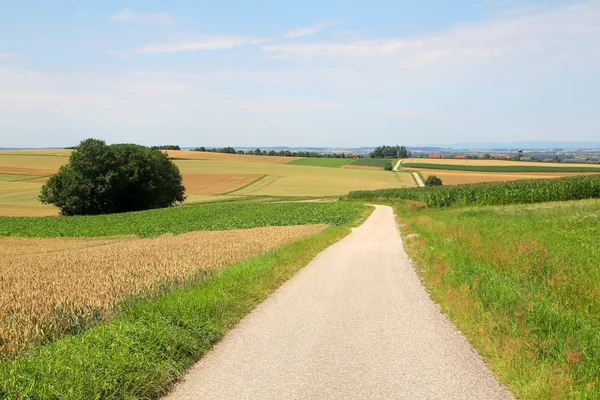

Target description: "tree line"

left=192, top=147, right=348, bottom=158
left=369, top=145, right=410, bottom=159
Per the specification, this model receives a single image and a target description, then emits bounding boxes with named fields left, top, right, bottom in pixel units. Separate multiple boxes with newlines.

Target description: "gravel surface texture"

left=166, top=205, right=514, bottom=400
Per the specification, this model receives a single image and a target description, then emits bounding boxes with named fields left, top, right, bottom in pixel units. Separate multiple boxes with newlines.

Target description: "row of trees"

left=192, top=147, right=349, bottom=158
left=369, top=145, right=410, bottom=159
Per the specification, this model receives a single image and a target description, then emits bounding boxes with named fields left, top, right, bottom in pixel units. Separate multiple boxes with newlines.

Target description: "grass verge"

left=395, top=199, right=600, bottom=399
left=0, top=207, right=371, bottom=399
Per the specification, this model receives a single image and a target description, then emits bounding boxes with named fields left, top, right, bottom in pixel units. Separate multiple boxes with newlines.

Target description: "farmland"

left=396, top=198, right=600, bottom=398
left=286, top=158, right=355, bottom=168
left=402, top=161, right=600, bottom=173
left=0, top=150, right=413, bottom=216
left=1, top=224, right=326, bottom=357
left=410, top=169, right=600, bottom=186
left=349, top=174, right=600, bottom=208
left=0, top=199, right=367, bottom=398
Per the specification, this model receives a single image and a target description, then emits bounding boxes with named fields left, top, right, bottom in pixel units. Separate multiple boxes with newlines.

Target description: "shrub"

left=425, top=175, right=443, bottom=186
left=384, top=162, right=393, bottom=171
left=40, top=139, right=185, bottom=216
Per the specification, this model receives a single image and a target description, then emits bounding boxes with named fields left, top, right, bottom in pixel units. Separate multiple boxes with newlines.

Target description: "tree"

left=425, top=175, right=443, bottom=186
left=40, top=138, right=185, bottom=216
left=383, top=162, right=393, bottom=171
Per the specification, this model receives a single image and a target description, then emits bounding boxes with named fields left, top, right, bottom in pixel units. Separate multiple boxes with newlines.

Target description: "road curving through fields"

left=166, top=205, right=514, bottom=400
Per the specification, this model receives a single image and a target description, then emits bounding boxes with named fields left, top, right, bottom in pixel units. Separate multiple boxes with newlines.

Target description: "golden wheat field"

left=0, top=224, right=326, bottom=357
left=165, top=150, right=299, bottom=164
left=183, top=173, right=264, bottom=194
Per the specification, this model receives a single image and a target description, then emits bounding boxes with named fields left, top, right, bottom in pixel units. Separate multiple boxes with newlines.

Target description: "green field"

left=396, top=199, right=600, bottom=399
left=286, top=158, right=355, bottom=168
left=0, top=202, right=363, bottom=238
left=402, top=162, right=600, bottom=173
left=349, top=174, right=600, bottom=207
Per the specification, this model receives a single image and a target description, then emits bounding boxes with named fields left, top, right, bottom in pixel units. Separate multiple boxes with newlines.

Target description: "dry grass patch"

left=411, top=169, right=600, bottom=185
left=341, top=164, right=382, bottom=171
left=165, top=150, right=299, bottom=164
left=183, top=173, right=263, bottom=194
left=0, top=224, right=326, bottom=357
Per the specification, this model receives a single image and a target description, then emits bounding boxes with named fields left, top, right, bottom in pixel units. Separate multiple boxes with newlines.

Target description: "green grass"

left=402, top=162, right=600, bottom=173
left=396, top=199, right=600, bottom=399
left=0, top=202, right=363, bottom=238
left=286, top=158, right=355, bottom=168
left=350, top=158, right=397, bottom=167
left=0, top=219, right=362, bottom=399
left=348, top=174, right=600, bottom=207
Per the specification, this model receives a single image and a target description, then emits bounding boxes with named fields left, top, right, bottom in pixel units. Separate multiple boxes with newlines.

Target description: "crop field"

left=397, top=199, right=600, bottom=398
left=411, top=169, right=600, bottom=185
left=166, top=150, right=298, bottom=164
left=0, top=150, right=413, bottom=215
left=0, top=201, right=363, bottom=237
left=351, top=158, right=397, bottom=167
left=182, top=173, right=264, bottom=195
left=349, top=174, right=600, bottom=208
left=403, top=161, right=600, bottom=173
left=286, top=158, right=355, bottom=168
left=0, top=224, right=326, bottom=357
left=401, top=157, right=600, bottom=169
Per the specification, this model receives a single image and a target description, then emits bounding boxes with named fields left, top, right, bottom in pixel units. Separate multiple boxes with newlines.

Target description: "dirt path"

left=166, top=206, right=514, bottom=400
left=393, top=159, right=403, bottom=171
left=412, top=171, right=425, bottom=187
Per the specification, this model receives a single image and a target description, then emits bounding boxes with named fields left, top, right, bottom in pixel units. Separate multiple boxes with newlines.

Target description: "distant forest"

left=192, top=147, right=348, bottom=158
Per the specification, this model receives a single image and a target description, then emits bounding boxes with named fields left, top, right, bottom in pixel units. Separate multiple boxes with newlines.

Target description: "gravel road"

left=412, top=172, right=425, bottom=187
left=166, top=205, right=514, bottom=400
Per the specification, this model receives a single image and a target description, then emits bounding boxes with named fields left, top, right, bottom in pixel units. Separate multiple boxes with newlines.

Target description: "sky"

left=0, top=0, right=599, bottom=148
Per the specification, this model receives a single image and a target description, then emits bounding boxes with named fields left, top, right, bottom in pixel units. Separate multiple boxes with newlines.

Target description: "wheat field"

left=0, top=224, right=326, bottom=357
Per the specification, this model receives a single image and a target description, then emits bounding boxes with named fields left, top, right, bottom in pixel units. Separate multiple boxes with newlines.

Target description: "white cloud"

left=134, top=36, right=269, bottom=54
left=110, top=9, right=177, bottom=25
left=284, top=20, right=344, bottom=39
left=263, top=2, right=600, bottom=65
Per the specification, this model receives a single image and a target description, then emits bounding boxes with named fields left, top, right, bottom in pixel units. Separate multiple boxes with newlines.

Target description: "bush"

left=40, top=139, right=185, bottom=216
left=384, top=162, right=393, bottom=171
left=425, top=175, right=443, bottom=186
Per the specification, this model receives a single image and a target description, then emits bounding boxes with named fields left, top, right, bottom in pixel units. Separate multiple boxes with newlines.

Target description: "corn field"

left=348, top=174, right=600, bottom=208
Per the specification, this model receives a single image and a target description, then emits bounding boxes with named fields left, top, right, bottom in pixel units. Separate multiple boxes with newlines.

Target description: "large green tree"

left=40, top=139, right=186, bottom=215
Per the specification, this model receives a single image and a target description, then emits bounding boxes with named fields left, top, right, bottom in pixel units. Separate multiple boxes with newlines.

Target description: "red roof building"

left=428, top=154, right=442, bottom=158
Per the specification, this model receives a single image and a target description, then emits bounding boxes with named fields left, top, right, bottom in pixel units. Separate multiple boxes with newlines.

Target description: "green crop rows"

left=402, top=162, right=600, bottom=173
left=348, top=174, right=600, bottom=207
left=0, top=202, right=363, bottom=238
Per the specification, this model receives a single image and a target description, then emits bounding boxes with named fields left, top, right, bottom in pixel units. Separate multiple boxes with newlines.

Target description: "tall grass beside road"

left=396, top=199, right=600, bottom=399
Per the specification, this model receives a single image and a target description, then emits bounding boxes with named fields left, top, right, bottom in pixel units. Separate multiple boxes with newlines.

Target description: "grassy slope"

left=0, top=202, right=363, bottom=238
left=402, top=162, right=600, bottom=173
left=396, top=199, right=600, bottom=399
left=286, top=158, right=354, bottom=168
left=0, top=208, right=370, bottom=399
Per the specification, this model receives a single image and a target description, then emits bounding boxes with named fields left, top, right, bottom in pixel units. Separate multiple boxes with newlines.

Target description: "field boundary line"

left=222, top=175, right=268, bottom=195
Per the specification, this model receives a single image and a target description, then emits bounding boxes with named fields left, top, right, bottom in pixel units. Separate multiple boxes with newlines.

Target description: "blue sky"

left=1, top=1, right=599, bottom=147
